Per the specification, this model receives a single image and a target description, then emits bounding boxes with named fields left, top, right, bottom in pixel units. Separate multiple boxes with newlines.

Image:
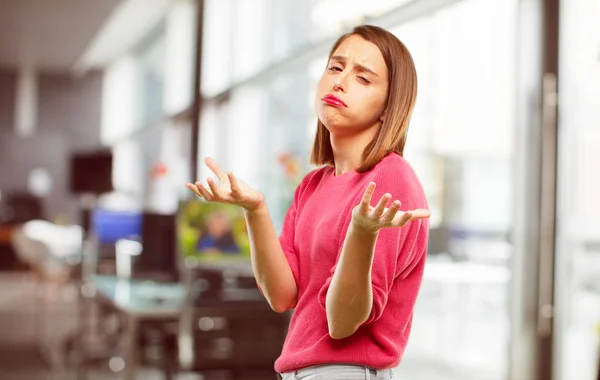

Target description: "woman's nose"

left=332, top=73, right=347, bottom=92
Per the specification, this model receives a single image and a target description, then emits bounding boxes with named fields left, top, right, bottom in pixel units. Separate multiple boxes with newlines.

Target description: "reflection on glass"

left=388, top=0, right=516, bottom=378
left=555, top=0, right=600, bottom=379
left=310, top=0, right=415, bottom=42
left=137, top=26, right=166, bottom=126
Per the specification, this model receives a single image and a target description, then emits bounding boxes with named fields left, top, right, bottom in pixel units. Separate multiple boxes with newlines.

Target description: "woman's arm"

left=325, top=224, right=378, bottom=339
left=244, top=203, right=298, bottom=312
left=325, top=182, right=430, bottom=339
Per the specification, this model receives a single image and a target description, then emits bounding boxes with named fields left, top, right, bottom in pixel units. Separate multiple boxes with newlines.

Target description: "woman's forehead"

left=333, top=36, right=384, bottom=62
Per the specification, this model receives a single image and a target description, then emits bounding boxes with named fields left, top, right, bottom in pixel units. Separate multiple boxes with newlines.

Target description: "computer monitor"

left=177, top=200, right=250, bottom=264
left=92, top=208, right=143, bottom=245
left=134, top=212, right=179, bottom=281
left=69, top=151, right=113, bottom=195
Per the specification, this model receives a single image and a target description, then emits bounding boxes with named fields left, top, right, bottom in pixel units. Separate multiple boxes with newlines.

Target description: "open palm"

left=352, top=182, right=431, bottom=234
left=186, top=157, right=265, bottom=212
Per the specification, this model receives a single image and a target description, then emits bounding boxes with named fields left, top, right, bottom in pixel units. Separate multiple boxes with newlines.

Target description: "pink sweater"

left=275, top=152, right=430, bottom=373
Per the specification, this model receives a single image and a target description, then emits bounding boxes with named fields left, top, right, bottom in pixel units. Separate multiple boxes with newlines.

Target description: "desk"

left=88, top=275, right=185, bottom=380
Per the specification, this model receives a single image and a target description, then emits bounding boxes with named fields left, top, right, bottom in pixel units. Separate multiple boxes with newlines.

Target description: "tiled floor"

left=0, top=272, right=503, bottom=380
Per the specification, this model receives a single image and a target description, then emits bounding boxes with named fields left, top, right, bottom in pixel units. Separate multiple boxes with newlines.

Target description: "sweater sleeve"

left=317, top=163, right=429, bottom=325
left=279, top=198, right=299, bottom=289
left=255, top=176, right=304, bottom=302
left=278, top=175, right=311, bottom=290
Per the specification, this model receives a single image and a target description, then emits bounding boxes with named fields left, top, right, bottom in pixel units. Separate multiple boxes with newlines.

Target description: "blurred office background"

left=0, top=0, right=598, bottom=379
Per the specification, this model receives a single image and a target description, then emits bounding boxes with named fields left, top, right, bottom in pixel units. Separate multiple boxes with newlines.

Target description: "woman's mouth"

left=322, top=94, right=347, bottom=107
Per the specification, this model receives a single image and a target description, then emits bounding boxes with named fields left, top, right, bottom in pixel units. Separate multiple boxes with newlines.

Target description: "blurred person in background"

left=187, top=25, right=430, bottom=380
left=196, top=210, right=240, bottom=254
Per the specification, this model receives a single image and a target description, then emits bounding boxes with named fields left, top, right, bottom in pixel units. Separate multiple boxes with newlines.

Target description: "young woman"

left=187, top=25, right=430, bottom=380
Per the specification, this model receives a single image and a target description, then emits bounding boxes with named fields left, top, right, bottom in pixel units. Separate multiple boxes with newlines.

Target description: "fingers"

left=397, top=211, right=414, bottom=227
left=194, top=181, right=215, bottom=201
left=186, top=183, right=202, bottom=198
left=381, top=200, right=401, bottom=223
left=206, top=177, right=225, bottom=199
left=187, top=182, right=214, bottom=201
left=393, top=208, right=431, bottom=227
left=373, top=193, right=392, bottom=217
left=359, top=182, right=376, bottom=213
left=205, top=157, right=227, bottom=182
left=410, top=209, right=431, bottom=220
left=228, top=172, right=241, bottom=198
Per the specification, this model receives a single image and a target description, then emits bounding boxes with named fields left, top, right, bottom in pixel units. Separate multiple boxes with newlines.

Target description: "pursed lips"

left=322, top=94, right=347, bottom=107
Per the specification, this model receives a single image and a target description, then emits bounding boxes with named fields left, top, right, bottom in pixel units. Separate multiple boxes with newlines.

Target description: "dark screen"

left=134, top=213, right=178, bottom=280
left=69, top=151, right=113, bottom=194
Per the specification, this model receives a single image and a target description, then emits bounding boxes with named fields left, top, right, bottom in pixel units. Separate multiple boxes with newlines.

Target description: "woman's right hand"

left=186, top=157, right=266, bottom=212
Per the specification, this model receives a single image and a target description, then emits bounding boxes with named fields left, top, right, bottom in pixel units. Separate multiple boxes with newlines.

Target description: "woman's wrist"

left=243, top=198, right=268, bottom=215
left=350, top=219, right=380, bottom=237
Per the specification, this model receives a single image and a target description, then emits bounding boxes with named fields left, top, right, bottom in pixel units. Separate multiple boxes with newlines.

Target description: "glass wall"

left=100, top=0, right=197, bottom=212
left=555, top=0, right=600, bottom=379
left=96, top=0, right=600, bottom=378
left=391, top=1, right=515, bottom=378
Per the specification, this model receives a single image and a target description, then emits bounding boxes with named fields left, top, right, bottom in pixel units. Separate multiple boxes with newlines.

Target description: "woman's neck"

left=330, top=127, right=377, bottom=176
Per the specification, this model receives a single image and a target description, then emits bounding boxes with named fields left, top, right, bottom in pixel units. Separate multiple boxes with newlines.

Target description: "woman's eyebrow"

left=329, top=55, right=379, bottom=78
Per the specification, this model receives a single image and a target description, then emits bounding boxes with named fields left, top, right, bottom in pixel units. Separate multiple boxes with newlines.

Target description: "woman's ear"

left=379, top=109, right=387, bottom=123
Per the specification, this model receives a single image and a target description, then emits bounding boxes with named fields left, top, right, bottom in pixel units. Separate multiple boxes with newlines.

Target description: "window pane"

left=555, top=0, right=600, bottom=379
left=391, top=0, right=516, bottom=378
left=310, top=0, right=415, bottom=41
left=201, top=0, right=233, bottom=95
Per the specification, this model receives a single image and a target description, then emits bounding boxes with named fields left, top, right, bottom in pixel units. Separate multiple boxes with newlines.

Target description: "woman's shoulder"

left=299, top=165, right=330, bottom=186
left=366, top=153, right=427, bottom=206
left=293, top=165, right=329, bottom=197
left=371, top=152, right=418, bottom=180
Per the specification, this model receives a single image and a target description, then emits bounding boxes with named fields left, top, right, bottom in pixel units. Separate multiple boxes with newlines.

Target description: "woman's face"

left=315, top=34, right=389, bottom=136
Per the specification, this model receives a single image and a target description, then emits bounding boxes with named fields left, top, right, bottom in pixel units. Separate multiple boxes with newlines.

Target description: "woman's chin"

left=319, top=115, right=347, bottom=131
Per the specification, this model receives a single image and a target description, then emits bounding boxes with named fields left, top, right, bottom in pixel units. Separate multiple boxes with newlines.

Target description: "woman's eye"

left=328, top=66, right=342, bottom=72
left=358, top=76, right=371, bottom=84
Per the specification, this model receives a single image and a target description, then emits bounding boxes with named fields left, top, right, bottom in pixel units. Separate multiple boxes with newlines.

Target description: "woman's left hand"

left=351, top=182, right=431, bottom=234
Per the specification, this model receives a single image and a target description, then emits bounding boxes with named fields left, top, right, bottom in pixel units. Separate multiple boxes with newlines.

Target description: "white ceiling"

left=0, top=0, right=121, bottom=70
